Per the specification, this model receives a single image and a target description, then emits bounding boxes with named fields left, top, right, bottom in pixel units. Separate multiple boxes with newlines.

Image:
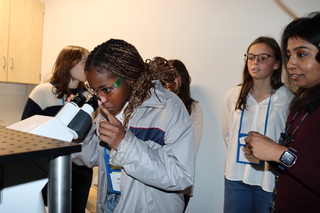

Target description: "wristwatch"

left=278, top=148, right=297, bottom=171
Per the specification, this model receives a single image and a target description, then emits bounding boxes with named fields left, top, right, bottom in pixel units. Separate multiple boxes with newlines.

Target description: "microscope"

left=0, top=93, right=99, bottom=213
left=7, top=92, right=99, bottom=141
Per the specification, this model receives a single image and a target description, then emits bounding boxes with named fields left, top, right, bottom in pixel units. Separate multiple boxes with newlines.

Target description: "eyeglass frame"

left=244, top=53, right=273, bottom=64
left=85, top=77, right=124, bottom=98
left=78, top=60, right=86, bottom=65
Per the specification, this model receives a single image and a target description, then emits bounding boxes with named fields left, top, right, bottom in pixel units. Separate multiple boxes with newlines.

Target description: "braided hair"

left=85, top=39, right=176, bottom=127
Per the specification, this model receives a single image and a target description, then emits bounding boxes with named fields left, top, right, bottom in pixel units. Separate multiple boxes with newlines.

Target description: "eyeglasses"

left=85, top=77, right=124, bottom=98
left=244, top=53, right=272, bottom=64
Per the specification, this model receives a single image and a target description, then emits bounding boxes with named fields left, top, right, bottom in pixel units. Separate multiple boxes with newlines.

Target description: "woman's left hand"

left=97, top=100, right=126, bottom=150
left=244, top=131, right=287, bottom=162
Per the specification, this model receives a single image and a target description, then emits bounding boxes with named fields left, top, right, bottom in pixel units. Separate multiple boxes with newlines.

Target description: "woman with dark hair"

left=245, top=12, right=320, bottom=212
left=222, top=36, right=294, bottom=213
left=21, top=45, right=93, bottom=213
left=72, top=39, right=194, bottom=213
left=165, top=59, right=203, bottom=211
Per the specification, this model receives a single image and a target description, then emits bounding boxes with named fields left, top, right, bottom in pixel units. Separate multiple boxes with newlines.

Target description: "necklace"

left=278, top=110, right=309, bottom=146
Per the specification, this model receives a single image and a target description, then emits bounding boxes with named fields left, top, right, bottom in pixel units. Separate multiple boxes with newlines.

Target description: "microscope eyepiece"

left=71, top=92, right=86, bottom=107
left=85, top=95, right=99, bottom=111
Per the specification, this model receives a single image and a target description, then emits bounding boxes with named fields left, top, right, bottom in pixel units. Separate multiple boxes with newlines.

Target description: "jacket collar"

left=140, top=80, right=166, bottom=109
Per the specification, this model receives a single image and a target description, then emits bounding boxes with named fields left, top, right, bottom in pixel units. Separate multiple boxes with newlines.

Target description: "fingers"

left=244, top=134, right=255, bottom=155
left=97, top=118, right=117, bottom=146
left=98, top=120, right=122, bottom=150
left=65, top=94, right=75, bottom=104
left=244, top=135, right=250, bottom=144
left=247, top=131, right=261, bottom=136
left=245, top=142, right=252, bottom=150
left=98, top=118, right=118, bottom=134
left=244, top=136, right=252, bottom=153
left=98, top=100, right=120, bottom=124
left=245, top=145, right=253, bottom=155
left=245, top=131, right=263, bottom=147
left=96, top=101, right=125, bottom=150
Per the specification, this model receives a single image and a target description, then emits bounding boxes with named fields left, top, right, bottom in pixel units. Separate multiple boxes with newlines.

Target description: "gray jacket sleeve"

left=72, top=117, right=101, bottom=167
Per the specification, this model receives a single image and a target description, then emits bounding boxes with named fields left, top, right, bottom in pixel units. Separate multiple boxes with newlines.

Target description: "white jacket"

left=73, top=80, right=195, bottom=213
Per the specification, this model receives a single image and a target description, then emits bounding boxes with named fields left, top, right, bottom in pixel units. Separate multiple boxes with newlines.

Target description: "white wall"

left=1, top=0, right=320, bottom=212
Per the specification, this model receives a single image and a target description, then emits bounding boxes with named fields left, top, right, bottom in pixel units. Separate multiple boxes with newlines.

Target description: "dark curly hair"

left=49, top=45, right=89, bottom=99
left=85, top=39, right=176, bottom=127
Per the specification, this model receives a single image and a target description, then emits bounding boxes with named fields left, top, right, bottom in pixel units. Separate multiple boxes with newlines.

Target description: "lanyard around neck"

left=238, top=88, right=273, bottom=136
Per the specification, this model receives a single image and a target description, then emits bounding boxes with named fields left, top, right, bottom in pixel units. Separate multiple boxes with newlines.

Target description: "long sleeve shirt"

left=276, top=86, right=320, bottom=212
left=222, top=85, right=294, bottom=192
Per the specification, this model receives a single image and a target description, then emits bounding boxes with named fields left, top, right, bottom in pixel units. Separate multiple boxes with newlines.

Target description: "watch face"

left=281, top=151, right=296, bottom=166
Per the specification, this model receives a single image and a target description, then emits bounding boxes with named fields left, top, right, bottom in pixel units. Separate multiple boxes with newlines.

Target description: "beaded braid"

left=147, top=57, right=177, bottom=86
left=85, top=39, right=176, bottom=127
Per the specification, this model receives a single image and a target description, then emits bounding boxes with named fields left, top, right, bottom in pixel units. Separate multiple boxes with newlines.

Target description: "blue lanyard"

left=238, top=88, right=273, bottom=136
left=62, top=98, right=65, bottom=105
left=103, top=147, right=122, bottom=194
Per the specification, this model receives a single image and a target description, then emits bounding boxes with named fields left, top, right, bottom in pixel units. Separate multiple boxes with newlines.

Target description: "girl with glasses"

left=222, top=36, right=294, bottom=213
left=72, top=39, right=195, bottom=213
left=245, top=12, right=320, bottom=213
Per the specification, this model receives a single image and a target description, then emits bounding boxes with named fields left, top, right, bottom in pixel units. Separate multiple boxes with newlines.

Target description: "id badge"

left=236, top=133, right=261, bottom=165
left=104, top=149, right=121, bottom=194
left=106, top=164, right=121, bottom=193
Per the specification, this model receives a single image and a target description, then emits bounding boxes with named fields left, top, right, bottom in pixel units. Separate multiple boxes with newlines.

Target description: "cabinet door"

left=7, top=0, right=44, bottom=84
left=0, top=0, right=10, bottom=81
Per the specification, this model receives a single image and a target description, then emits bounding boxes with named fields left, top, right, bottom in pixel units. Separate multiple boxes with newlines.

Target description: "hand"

left=97, top=100, right=126, bottom=150
left=66, top=94, right=75, bottom=104
left=244, top=131, right=287, bottom=162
